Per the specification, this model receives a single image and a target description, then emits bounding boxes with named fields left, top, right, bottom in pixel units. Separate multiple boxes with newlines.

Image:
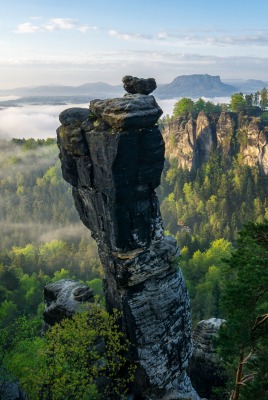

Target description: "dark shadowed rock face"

left=123, top=75, right=157, bottom=95
left=57, top=84, right=199, bottom=400
left=43, top=279, right=94, bottom=326
left=188, top=318, right=227, bottom=400
left=0, top=376, right=28, bottom=400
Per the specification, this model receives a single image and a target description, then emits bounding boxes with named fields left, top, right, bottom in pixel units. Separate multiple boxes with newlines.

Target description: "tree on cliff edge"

left=173, top=97, right=194, bottom=117
left=230, top=93, right=247, bottom=113
left=218, top=220, right=268, bottom=400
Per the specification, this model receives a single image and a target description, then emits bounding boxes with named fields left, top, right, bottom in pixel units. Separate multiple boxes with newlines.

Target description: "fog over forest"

left=0, top=97, right=231, bottom=139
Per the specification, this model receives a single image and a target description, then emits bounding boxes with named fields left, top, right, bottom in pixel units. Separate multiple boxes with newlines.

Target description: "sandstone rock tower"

left=56, top=76, right=199, bottom=400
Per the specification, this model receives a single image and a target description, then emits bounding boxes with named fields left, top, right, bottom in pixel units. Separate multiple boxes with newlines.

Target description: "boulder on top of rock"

left=90, top=94, right=162, bottom=129
left=122, top=75, right=157, bottom=95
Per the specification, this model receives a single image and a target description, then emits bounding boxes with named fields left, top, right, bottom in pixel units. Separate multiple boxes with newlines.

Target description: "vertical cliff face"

left=163, top=112, right=268, bottom=174
left=188, top=318, right=227, bottom=399
left=164, top=117, right=196, bottom=170
left=56, top=77, right=199, bottom=400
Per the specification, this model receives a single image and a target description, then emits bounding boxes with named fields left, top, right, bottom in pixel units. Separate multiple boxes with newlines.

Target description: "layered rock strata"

left=56, top=79, right=199, bottom=400
left=188, top=318, right=227, bottom=400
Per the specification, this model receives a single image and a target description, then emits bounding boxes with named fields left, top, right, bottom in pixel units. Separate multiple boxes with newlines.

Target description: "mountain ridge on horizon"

left=0, top=74, right=267, bottom=103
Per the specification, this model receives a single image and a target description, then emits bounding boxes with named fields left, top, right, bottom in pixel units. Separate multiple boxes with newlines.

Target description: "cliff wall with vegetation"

left=163, top=111, right=268, bottom=174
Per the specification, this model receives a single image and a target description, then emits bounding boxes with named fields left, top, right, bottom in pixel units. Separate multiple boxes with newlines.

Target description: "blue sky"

left=1, top=0, right=268, bottom=88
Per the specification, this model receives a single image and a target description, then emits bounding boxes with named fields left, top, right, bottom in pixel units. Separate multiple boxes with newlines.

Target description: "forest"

left=0, top=91, right=268, bottom=399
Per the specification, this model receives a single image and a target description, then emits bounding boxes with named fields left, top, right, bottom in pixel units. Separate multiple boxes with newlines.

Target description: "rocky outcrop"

left=56, top=77, right=199, bottom=400
left=156, top=74, right=236, bottom=99
left=163, top=112, right=268, bottom=173
left=43, top=280, right=94, bottom=326
left=163, top=116, right=196, bottom=170
left=188, top=318, right=227, bottom=400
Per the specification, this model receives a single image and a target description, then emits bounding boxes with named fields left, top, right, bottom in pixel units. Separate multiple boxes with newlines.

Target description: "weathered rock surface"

left=57, top=85, right=199, bottom=400
left=43, top=279, right=94, bottom=326
left=90, top=94, right=162, bottom=129
left=163, top=112, right=268, bottom=174
left=123, top=76, right=157, bottom=95
left=188, top=318, right=227, bottom=400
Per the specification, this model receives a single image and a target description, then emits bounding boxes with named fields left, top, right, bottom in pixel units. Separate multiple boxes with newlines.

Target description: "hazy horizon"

left=1, top=0, right=268, bottom=90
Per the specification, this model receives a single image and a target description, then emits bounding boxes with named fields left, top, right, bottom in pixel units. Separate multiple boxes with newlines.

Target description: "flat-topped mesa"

left=56, top=78, right=199, bottom=400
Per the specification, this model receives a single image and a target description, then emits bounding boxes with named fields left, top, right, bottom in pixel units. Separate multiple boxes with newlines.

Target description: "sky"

left=1, top=0, right=268, bottom=89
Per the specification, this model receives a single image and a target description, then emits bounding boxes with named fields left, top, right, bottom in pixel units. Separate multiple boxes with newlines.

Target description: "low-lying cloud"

left=0, top=103, right=89, bottom=140
left=0, top=101, right=175, bottom=141
left=0, top=97, right=233, bottom=142
left=38, top=223, right=94, bottom=244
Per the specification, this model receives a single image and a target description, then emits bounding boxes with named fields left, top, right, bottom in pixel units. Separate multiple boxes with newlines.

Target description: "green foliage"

left=180, top=239, right=233, bottom=324
left=260, top=87, right=268, bottom=111
left=0, top=139, right=80, bottom=251
left=229, top=90, right=264, bottom=116
left=230, top=93, right=247, bottom=113
left=173, top=98, right=194, bottom=117
left=38, top=306, right=135, bottom=400
left=0, top=240, right=103, bottom=318
left=218, top=221, right=268, bottom=399
left=261, top=111, right=268, bottom=124
left=0, top=315, right=44, bottom=398
left=160, top=151, right=268, bottom=253
left=0, top=138, right=103, bottom=320
left=0, top=308, right=135, bottom=400
left=172, top=97, right=221, bottom=118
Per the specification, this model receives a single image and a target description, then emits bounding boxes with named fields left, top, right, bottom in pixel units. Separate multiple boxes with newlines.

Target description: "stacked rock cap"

left=90, top=94, right=162, bottom=130
left=122, top=75, right=157, bottom=95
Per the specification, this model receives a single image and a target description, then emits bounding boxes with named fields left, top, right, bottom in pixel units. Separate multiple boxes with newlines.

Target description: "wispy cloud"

left=108, top=28, right=268, bottom=48
left=109, top=29, right=152, bottom=41
left=1, top=50, right=268, bottom=68
left=15, top=18, right=96, bottom=34
left=13, top=17, right=268, bottom=49
left=15, top=22, right=40, bottom=33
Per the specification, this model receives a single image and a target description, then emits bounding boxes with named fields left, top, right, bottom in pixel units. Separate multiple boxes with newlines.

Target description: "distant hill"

left=225, top=79, right=268, bottom=93
left=0, top=82, right=124, bottom=98
left=155, top=74, right=237, bottom=98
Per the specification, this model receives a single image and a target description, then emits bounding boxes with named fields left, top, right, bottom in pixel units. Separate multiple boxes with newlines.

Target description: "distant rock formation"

left=163, top=111, right=268, bottom=174
left=156, top=74, right=236, bottom=99
left=56, top=76, right=200, bottom=400
left=188, top=318, right=227, bottom=400
left=43, top=280, right=94, bottom=326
